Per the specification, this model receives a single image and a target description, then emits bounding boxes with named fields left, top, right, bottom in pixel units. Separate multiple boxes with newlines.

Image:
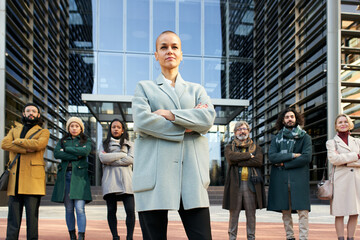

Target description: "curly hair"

left=275, top=108, right=304, bottom=130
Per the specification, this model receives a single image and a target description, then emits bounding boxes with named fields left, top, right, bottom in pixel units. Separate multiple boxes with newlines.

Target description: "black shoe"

left=69, top=230, right=77, bottom=240
left=113, top=236, right=120, bottom=240
left=78, top=232, right=85, bottom=240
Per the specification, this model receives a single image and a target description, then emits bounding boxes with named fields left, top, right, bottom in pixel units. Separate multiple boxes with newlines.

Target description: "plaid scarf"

left=275, top=125, right=306, bottom=153
left=232, top=137, right=256, bottom=153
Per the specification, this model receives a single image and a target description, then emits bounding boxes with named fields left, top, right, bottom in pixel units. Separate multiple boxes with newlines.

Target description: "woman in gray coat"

left=99, top=119, right=135, bottom=240
left=326, top=114, right=360, bottom=240
left=132, top=31, right=216, bottom=240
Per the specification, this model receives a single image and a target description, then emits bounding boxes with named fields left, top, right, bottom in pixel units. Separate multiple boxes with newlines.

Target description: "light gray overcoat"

left=99, top=138, right=134, bottom=197
left=132, top=73, right=216, bottom=212
left=326, top=135, right=360, bottom=216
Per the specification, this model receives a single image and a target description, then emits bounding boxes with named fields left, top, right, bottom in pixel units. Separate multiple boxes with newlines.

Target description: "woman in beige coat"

left=326, top=114, right=360, bottom=240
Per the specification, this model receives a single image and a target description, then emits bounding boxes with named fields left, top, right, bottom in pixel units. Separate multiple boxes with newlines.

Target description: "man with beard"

left=222, top=121, right=266, bottom=240
left=1, top=103, right=50, bottom=240
left=267, top=108, right=312, bottom=240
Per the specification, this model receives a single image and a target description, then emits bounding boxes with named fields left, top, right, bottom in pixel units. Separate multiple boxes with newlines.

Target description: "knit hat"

left=66, top=117, right=84, bottom=133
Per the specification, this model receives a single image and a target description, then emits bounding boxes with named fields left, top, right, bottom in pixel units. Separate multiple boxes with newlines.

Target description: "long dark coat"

left=222, top=142, right=266, bottom=210
left=51, top=136, right=92, bottom=203
left=267, top=133, right=312, bottom=212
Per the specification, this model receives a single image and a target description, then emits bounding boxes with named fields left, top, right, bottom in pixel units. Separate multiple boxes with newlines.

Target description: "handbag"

left=0, top=154, right=20, bottom=191
left=316, top=173, right=333, bottom=200
left=0, top=129, right=41, bottom=191
left=317, top=156, right=335, bottom=200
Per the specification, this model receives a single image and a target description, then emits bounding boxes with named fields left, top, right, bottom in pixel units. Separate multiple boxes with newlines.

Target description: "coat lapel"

left=348, top=136, right=360, bottom=153
left=334, top=135, right=351, bottom=151
left=157, top=74, right=181, bottom=109
left=174, top=73, right=186, bottom=100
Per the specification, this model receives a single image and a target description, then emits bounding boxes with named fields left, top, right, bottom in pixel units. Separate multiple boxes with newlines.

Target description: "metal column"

left=327, top=0, right=341, bottom=140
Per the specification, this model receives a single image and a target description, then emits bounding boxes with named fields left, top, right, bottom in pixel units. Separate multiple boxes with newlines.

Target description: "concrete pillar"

left=327, top=0, right=341, bottom=140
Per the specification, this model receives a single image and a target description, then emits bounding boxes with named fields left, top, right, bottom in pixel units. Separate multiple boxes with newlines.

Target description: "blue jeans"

left=64, top=171, right=86, bottom=233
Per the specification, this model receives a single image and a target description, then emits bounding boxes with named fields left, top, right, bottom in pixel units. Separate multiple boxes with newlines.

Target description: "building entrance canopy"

left=82, top=94, right=249, bottom=125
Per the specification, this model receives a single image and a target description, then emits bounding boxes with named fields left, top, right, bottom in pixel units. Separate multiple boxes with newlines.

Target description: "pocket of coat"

left=77, top=163, right=89, bottom=170
left=30, top=161, right=45, bottom=179
left=193, top=136, right=210, bottom=188
left=132, top=137, right=157, bottom=192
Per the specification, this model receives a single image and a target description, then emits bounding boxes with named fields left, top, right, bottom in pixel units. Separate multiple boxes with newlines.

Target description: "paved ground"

left=0, top=204, right=358, bottom=239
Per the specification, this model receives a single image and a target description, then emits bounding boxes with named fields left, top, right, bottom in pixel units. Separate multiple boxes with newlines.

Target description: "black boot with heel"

left=69, top=230, right=77, bottom=240
left=78, top=232, right=85, bottom=240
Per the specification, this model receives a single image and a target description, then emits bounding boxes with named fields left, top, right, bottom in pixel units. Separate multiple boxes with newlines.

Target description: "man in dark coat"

left=267, top=108, right=312, bottom=240
left=222, top=121, right=266, bottom=240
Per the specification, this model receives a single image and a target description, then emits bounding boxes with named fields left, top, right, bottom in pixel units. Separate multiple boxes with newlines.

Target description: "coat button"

left=351, top=169, right=354, bottom=172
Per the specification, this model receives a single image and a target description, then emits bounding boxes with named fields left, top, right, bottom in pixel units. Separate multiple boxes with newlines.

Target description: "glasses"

left=236, top=127, right=248, bottom=131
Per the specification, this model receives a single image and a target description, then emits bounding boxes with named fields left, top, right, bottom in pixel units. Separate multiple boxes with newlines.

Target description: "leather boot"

left=113, top=236, right=120, bottom=240
left=78, top=232, right=85, bottom=240
left=69, top=230, right=77, bottom=240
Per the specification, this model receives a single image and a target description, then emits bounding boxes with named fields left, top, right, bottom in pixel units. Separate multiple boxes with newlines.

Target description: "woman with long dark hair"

left=99, top=119, right=135, bottom=240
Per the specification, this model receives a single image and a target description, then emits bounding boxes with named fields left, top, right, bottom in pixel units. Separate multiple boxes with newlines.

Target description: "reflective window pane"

left=126, top=55, right=150, bottom=95
left=127, top=0, right=150, bottom=52
left=341, top=70, right=360, bottom=83
left=99, top=0, right=123, bottom=51
left=153, top=0, right=176, bottom=50
left=205, top=1, right=223, bottom=56
left=153, top=57, right=162, bottom=80
left=343, top=102, right=360, bottom=117
left=204, top=59, right=222, bottom=98
left=179, top=0, right=201, bottom=55
left=97, top=53, right=123, bottom=94
left=229, top=2, right=254, bottom=58
left=181, top=57, right=201, bottom=85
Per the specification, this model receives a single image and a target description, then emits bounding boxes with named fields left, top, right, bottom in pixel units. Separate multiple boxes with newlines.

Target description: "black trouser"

left=138, top=200, right=212, bottom=240
left=105, top=193, right=135, bottom=240
left=6, top=194, right=41, bottom=240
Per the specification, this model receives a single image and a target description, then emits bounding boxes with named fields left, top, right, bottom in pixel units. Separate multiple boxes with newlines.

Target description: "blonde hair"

left=233, top=121, right=250, bottom=133
left=335, top=114, right=354, bottom=131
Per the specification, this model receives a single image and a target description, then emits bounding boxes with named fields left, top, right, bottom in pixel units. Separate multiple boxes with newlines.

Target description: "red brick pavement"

left=0, top=218, right=356, bottom=239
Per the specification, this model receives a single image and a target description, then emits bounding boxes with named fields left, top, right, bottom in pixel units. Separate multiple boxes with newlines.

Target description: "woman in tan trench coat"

left=326, top=114, right=360, bottom=240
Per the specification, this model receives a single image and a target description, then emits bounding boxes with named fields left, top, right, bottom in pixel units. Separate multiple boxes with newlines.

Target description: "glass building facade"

left=1, top=0, right=254, bottom=186
left=1, top=0, right=359, bottom=194
left=252, top=0, right=360, bottom=189
left=2, top=0, right=95, bottom=184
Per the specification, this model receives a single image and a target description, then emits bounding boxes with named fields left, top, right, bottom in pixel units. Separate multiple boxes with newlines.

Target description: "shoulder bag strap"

left=7, top=128, right=42, bottom=171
